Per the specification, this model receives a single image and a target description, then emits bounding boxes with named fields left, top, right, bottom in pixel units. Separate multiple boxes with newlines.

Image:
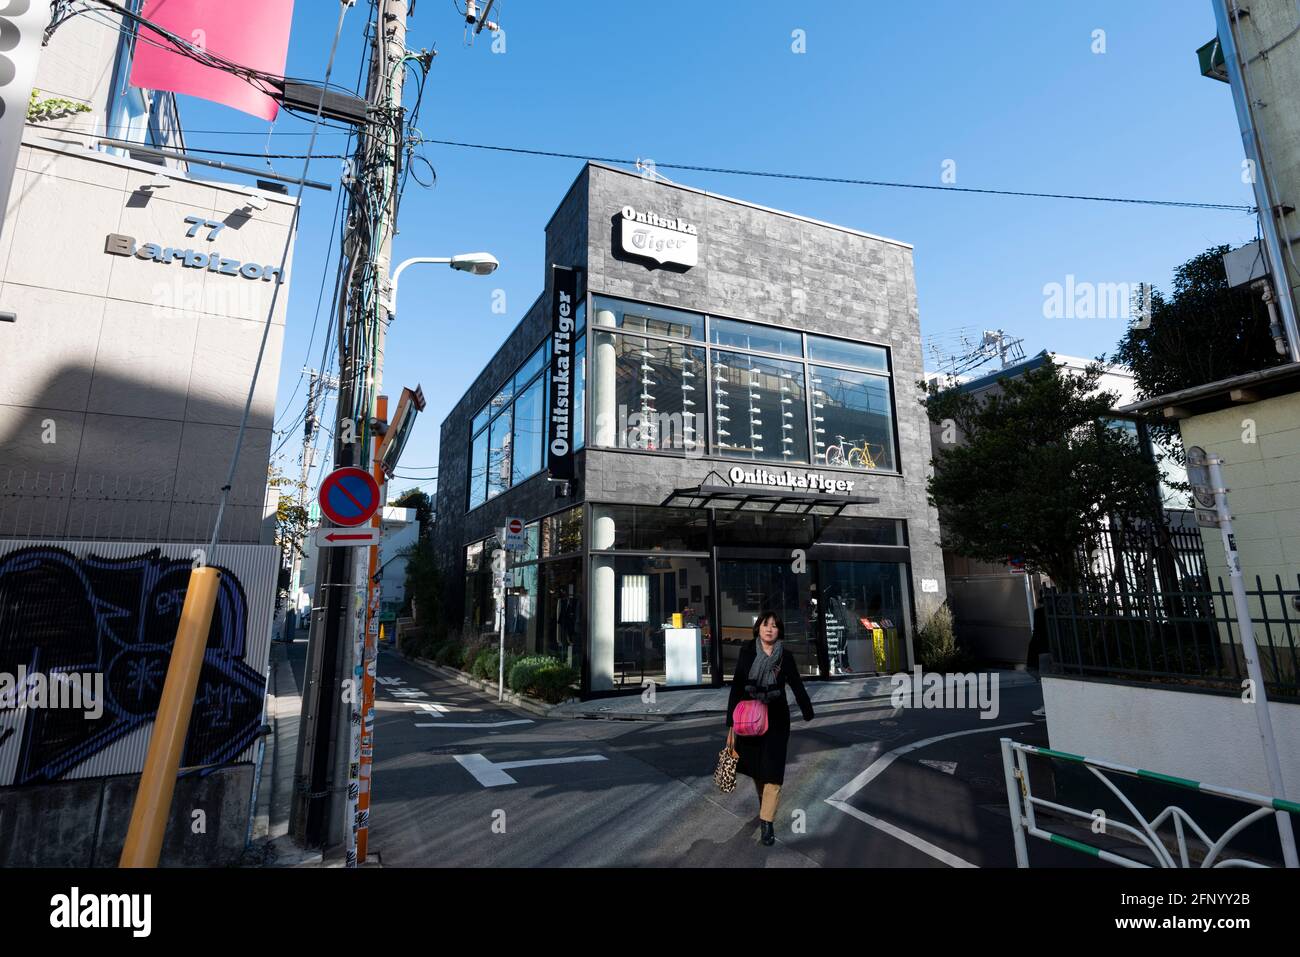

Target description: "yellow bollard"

left=119, top=566, right=222, bottom=868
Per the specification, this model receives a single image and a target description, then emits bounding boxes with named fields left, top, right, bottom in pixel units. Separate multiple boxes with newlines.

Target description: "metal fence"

left=1001, top=737, right=1299, bottom=868
left=0, top=468, right=273, bottom=545
left=1075, top=510, right=1208, bottom=600
left=1043, top=574, right=1300, bottom=699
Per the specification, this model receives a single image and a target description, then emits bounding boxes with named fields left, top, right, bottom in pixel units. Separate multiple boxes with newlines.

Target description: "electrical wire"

left=206, top=0, right=354, bottom=555
left=415, top=138, right=1256, bottom=213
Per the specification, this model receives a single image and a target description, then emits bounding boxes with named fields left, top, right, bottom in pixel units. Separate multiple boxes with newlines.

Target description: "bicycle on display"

left=823, top=434, right=885, bottom=470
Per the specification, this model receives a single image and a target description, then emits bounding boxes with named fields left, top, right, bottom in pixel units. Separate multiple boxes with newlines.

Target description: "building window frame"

left=587, top=292, right=904, bottom=476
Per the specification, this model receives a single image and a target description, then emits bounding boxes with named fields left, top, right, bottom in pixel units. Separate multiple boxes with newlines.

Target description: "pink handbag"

left=732, top=699, right=769, bottom=736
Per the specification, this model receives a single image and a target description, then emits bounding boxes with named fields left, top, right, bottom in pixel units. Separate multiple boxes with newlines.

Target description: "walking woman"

left=725, top=611, right=815, bottom=846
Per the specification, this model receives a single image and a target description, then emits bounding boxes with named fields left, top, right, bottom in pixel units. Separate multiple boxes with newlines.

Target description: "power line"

left=416, top=138, right=1256, bottom=213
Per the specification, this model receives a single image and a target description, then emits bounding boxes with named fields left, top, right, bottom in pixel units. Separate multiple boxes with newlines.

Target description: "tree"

left=1115, top=244, right=1286, bottom=400
left=389, top=487, right=433, bottom=542
left=268, top=466, right=309, bottom=603
left=924, top=361, right=1162, bottom=590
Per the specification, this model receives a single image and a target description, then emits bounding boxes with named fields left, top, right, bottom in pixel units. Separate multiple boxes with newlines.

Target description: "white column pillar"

left=590, top=506, right=617, bottom=691
left=592, top=309, right=618, bottom=448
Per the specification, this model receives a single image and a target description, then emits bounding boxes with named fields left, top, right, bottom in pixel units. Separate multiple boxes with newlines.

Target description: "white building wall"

left=0, top=138, right=297, bottom=544
left=1043, top=675, right=1300, bottom=798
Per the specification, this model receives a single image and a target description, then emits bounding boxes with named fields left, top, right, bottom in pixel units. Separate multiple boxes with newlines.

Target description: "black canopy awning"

left=661, top=470, right=879, bottom=517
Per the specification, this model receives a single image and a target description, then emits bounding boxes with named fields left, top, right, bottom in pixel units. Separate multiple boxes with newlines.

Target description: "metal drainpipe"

left=1213, top=0, right=1300, bottom=361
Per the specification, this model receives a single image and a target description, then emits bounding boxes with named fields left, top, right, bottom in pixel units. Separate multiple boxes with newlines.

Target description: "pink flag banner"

left=128, top=0, right=295, bottom=121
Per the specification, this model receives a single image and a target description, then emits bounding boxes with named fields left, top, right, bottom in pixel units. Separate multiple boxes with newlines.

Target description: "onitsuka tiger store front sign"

left=618, top=205, right=698, bottom=268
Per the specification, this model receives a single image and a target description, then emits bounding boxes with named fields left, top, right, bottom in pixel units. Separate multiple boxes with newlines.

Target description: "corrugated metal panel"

left=0, top=539, right=278, bottom=786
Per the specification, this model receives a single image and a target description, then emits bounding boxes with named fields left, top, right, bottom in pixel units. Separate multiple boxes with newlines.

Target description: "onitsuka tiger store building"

left=433, top=162, right=946, bottom=697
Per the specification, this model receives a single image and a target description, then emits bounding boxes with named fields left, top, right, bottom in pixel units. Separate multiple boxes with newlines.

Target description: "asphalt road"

left=289, top=644, right=1099, bottom=867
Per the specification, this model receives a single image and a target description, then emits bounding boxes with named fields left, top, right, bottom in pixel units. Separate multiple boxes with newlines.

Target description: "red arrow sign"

left=316, top=527, right=380, bottom=547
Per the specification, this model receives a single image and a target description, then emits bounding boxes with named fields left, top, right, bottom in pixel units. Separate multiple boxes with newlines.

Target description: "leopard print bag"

left=714, top=729, right=739, bottom=793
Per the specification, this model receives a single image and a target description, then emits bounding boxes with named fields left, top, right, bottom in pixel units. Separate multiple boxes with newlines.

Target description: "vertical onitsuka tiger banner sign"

left=547, top=265, right=579, bottom=482
left=0, top=0, right=49, bottom=243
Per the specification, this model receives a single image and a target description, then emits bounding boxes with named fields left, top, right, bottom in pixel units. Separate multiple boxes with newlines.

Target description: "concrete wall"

left=0, top=765, right=254, bottom=867
left=0, top=138, right=296, bottom=544
left=31, top=14, right=121, bottom=124
left=1043, top=675, right=1300, bottom=799
left=1179, top=392, right=1300, bottom=591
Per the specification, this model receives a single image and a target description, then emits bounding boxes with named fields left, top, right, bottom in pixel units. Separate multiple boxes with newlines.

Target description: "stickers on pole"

left=318, top=466, right=381, bottom=527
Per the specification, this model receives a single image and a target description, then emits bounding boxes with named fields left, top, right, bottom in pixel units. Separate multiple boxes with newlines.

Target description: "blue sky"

left=171, top=0, right=1257, bottom=499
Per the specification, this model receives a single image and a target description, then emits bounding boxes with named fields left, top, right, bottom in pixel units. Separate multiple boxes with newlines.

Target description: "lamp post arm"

left=385, top=257, right=451, bottom=316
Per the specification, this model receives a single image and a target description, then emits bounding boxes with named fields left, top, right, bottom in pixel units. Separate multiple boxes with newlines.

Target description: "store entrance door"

left=716, top=556, right=819, bottom=679
left=714, top=552, right=912, bottom=682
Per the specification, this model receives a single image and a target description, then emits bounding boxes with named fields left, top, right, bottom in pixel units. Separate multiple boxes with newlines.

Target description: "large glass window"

left=819, top=560, right=910, bottom=675
left=542, top=506, right=583, bottom=558
left=511, top=377, right=544, bottom=484
left=590, top=504, right=710, bottom=552
left=710, top=316, right=802, bottom=358
left=468, top=430, right=488, bottom=510
left=590, top=554, right=713, bottom=689
left=573, top=334, right=586, bottom=451
left=717, top=560, right=817, bottom=677
left=592, top=294, right=704, bottom=340
left=558, top=294, right=901, bottom=475
left=469, top=334, right=567, bottom=509
left=591, top=332, right=706, bottom=453
left=810, top=365, right=897, bottom=471
left=711, top=350, right=808, bottom=464
left=514, top=343, right=546, bottom=392
left=487, top=408, right=512, bottom=499
left=807, top=334, right=888, bottom=373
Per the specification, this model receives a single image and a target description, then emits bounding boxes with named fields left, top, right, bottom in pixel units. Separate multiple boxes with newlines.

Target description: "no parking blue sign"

left=318, top=467, right=381, bottom=527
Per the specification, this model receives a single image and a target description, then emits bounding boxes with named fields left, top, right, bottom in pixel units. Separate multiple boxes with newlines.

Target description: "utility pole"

left=291, top=0, right=412, bottom=855
left=289, top=368, right=338, bottom=605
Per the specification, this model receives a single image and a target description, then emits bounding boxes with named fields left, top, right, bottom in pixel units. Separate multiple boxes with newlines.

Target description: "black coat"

left=725, top=640, right=815, bottom=785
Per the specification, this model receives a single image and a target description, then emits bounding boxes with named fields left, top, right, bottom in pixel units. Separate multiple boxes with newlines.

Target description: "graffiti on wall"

left=0, top=546, right=265, bottom=785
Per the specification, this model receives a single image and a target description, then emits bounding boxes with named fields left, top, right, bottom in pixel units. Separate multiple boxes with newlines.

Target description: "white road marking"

left=826, top=799, right=977, bottom=868
left=415, top=719, right=535, bottom=729
left=919, top=759, right=957, bottom=775
left=414, top=703, right=449, bottom=716
left=825, top=720, right=1032, bottom=867
left=389, top=689, right=428, bottom=699
left=376, top=676, right=405, bottom=686
left=454, top=752, right=607, bottom=787
left=828, top=721, right=1030, bottom=803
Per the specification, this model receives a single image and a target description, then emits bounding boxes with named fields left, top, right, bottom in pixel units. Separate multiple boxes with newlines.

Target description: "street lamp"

left=384, top=252, right=499, bottom=315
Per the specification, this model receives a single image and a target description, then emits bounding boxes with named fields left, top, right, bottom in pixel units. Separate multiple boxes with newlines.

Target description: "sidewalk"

left=547, top=669, right=1038, bottom=721
left=249, top=630, right=323, bottom=867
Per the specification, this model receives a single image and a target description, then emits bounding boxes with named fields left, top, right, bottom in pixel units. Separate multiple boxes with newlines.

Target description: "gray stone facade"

left=435, top=163, right=946, bottom=679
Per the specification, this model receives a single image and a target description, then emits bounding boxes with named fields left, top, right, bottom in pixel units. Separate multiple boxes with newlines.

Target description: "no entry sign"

left=318, top=467, right=381, bottom=527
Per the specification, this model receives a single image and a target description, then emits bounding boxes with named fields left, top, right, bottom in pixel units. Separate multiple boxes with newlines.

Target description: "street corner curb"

left=403, top=655, right=565, bottom=718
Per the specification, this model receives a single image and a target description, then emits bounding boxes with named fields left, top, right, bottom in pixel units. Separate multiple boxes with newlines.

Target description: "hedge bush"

left=530, top=664, right=578, bottom=704
left=435, top=642, right=465, bottom=669
left=473, top=649, right=519, bottom=683
left=507, top=655, right=578, bottom=704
